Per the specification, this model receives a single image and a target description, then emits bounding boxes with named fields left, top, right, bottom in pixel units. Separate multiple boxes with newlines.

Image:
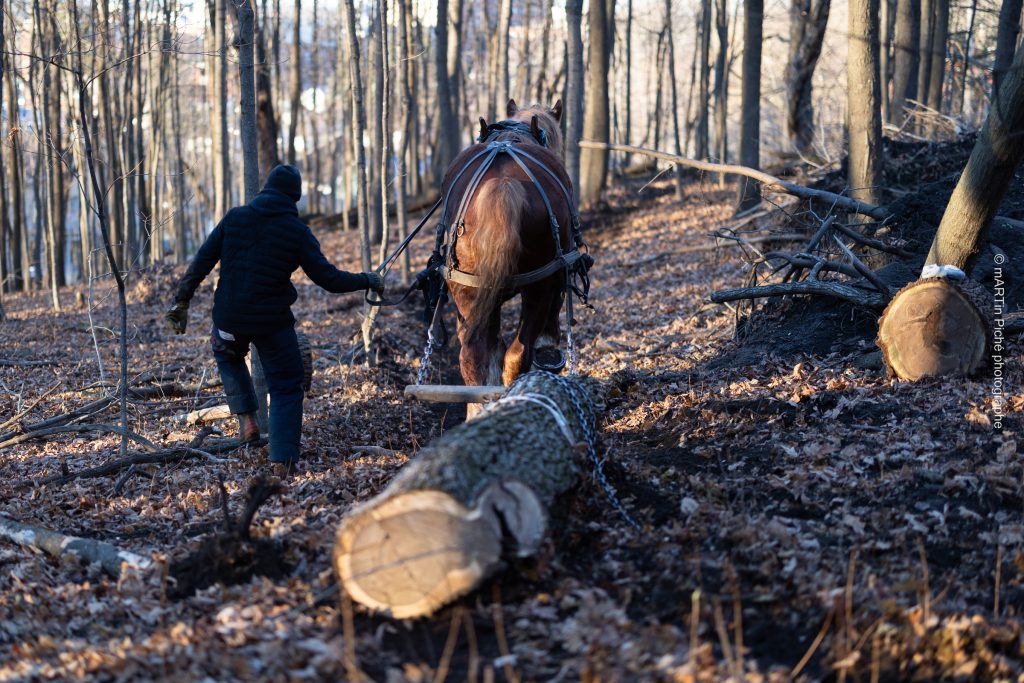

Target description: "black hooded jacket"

left=174, top=171, right=368, bottom=336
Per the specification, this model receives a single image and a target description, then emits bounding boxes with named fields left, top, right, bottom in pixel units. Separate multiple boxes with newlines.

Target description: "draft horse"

left=432, top=99, right=589, bottom=391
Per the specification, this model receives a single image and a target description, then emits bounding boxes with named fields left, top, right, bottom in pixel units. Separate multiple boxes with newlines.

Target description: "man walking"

left=166, top=164, right=383, bottom=477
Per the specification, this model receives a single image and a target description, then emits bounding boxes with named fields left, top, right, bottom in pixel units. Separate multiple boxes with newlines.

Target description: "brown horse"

left=438, top=99, right=578, bottom=391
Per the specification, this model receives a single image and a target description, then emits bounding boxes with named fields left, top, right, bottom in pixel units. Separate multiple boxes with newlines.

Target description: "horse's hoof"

left=534, top=348, right=566, bottom=372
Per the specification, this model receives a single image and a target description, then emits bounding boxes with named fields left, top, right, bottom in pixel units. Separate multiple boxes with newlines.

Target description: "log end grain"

left=877, top=277, right=992, bottom=380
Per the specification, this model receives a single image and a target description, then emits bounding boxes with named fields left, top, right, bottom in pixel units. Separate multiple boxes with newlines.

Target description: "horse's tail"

left=465, top=177, right=525, bottom=337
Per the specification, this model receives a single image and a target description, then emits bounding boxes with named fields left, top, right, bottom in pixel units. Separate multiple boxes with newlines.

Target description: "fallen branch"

left=0, top=382, right=62, bottom=432
left=0, top=423, right=158, bottom=451
left=0, top=515, right=152, bottom=578
left=620, top=233, right=809, bottom=267
left=175, top=404, right=233, bottom=424
left=0, top=395, right=113, bottom=443
left=710, top=281, right=888, bottom=309
left=0, top=358, right=57, bottom=367
left=579, top=141, right=891, bottom=220
left=18, top=433, right=254, bottom=487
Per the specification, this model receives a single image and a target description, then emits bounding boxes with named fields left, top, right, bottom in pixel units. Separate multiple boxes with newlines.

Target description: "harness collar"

left=478, top=119, right=547, bottom=147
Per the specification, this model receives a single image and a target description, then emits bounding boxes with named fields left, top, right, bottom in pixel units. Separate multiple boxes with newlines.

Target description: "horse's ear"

left=479, top=117, right=488, bottom=140
left=550, top=99, right=563, bottom=122
left=506, top=98, right=518, bottom=117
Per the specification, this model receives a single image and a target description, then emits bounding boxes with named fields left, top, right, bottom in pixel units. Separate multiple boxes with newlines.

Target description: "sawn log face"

left=334, top=372, right=597, bottom=619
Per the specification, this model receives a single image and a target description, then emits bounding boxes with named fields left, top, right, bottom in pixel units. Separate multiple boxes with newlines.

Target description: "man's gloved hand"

left=363, top=271, right=385, bottom=295
left=166, top=301, right=189, bottom=335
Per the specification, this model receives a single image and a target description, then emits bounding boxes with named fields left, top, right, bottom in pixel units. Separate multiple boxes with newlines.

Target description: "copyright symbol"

left=995, top=253, right=1006, bottom=265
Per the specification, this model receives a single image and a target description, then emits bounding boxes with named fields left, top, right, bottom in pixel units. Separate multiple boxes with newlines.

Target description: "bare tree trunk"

left=925, top=0, right=948, bottom=117
left=236, top=0, right=260, bottom=201
left=622, top=0, right=633, bottom=166
left=953, top=0, right=977, bottom=117
left=4, top=34, right=26, bottom=291
left=214, top=0, right=231, bottom=216
left=171, top=0, right=189, bottom=262
left=848, top=0, right=883, bottom=207
left=924, top=42, right=1024, bottom=271
left=666, top=0, right=685, bottom=199
left=785, top=0, right=831, bottom=156
left=713, top=0, right=728, bottom=169
left=880, top=0, right=893, bottom=122
left=889, top=0, right=920, bottom=124
left=579, top=0, right=612, bottom=206
left=564, top=0, right=584, bottom=204
left=495, top=0, right=513, bottom=109
left=342, top=0, right=372, bottom=272
left=916, top=0, right=934, bottom=111
left=396, top=0, right=412, bottom=282
left=693, top=0, right=712, bottom=160
left=253, top=1, right=281, bottom=181
left=736, top=0, right=763, bottom=211
left=434, top=0, right=459, bottom=183
left=286, top=0, right=301, bottom=166
left=993, top=0, right=1022, bottom=97
left=535, top=0, right=554, bottom=103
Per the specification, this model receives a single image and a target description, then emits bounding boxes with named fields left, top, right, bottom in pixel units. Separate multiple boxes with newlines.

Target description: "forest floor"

left=1, top=143, right=1022, bottom=682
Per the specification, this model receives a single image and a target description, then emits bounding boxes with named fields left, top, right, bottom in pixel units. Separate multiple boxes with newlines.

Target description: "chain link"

left=551, top=375, right=640, bottom=530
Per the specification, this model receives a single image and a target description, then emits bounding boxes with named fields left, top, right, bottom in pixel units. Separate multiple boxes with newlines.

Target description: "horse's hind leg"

left=503, top=284, right=560, bottom=385
left=455, top=293, right=505, bottom=387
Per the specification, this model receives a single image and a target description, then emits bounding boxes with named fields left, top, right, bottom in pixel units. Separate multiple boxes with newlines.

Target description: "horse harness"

left=429, top=120, right=593, bottom=298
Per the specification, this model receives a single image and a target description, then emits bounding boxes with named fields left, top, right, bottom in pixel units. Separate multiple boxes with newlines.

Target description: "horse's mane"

left=497, top=104, right=564, bottom=157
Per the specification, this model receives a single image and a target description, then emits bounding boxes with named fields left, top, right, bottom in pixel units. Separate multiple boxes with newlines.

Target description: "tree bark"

left=785, top=0, right=831, bottom=155
left=695, top=0, right=712, bottom=159
left=847, top=0, right=883, bottom=207
left=916, top=0, right=934, bottom=112
left=236, top=0, right=261, bottom=202
left=889, top=0, right=920, bottom=124
left=925, top=0, right=948, bottom=118
left=666, top=0, right=685, bottom=199
left=285, top=0, right=301, bottom=166
left=433, top=0, right=460, bottom=184
left=341, top=0, right=372, bottom=272
left=736, top=0, right=763, bottom=211
left=993, top=0, right=1023, bottom=97
left=579, top=0, right=612, bottom=206
left=0, top=515, right=152, bottom=578
left=923, top=41, right=1024, bottom=272
left=564, top=0, right=584, bottom=205
left=713, top=0, right=728, bottom=169
left=334, top=373, right=598, bottom=619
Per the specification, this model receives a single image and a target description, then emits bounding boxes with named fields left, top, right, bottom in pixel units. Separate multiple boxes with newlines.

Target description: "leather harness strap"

left=435, top=131, right=586, bottom=292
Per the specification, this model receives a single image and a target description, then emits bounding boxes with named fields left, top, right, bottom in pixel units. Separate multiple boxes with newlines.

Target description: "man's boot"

left=237, top=412, right=261, bottom=444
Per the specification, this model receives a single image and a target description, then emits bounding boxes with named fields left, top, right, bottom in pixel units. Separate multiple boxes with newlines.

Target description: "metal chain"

left=415, top=291, right=446, bottom=386
left=551, top=375, right=640, bottom=530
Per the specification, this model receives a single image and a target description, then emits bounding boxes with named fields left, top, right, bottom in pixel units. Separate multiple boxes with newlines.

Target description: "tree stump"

left=876, top=277, right=992, bottom=380
left=333, top=372, right=598, bottom=619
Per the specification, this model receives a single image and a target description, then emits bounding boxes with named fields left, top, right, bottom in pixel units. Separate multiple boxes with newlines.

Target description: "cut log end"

left=334, top=482, right=544, bottom=619
left=876, top=277, right=992, bottom=380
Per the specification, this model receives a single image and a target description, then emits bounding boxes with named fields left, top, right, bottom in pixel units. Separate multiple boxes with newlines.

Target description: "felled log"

left=876, top=277, right=992, bottom=380
left=403, top=384, right=506, bottom=403
left=176, top=404, right=232, bottom=424
left=0, top=515, right=152, bottom=578
left=334, top=372, right=598, bottom=619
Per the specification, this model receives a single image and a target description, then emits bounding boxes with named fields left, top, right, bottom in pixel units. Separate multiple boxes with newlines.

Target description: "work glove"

left=363, top=271, right=385, bottom=295
left=166, top=301, right=189, bottom=335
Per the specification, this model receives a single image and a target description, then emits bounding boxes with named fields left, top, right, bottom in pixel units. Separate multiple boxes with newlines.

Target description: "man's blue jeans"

left=210, top=324, right=304, bottom=464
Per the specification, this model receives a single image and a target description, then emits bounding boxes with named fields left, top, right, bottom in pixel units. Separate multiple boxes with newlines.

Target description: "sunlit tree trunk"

left=579, top=0, right=612, bottom=206
left=341, top=0, right=372, bottom=271
left=848, top=0, right=883, bottom=207
left=564, top=0, right=584, bottom=204
left=993, top=0, right=1022, bottom=97
left=925, top=0, right=948, bottom=119
left=434, top=0, right=459, bottom=183
left=889, top=0, right=919, bottom=124
left=736, top=0, right=763, bottom=211
left=785, top=0, right=831, bottom=156
left=713, top=0, right=728, bottom=170
left=695, top=0, right=712, bottom=159
left=285, top=0, right=301, bottom=166
left=666, top=0, right=685, bottom=199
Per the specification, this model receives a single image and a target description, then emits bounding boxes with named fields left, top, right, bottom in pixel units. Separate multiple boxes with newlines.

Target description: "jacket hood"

left=248, top=188, right=300, bottom=216
left=264, top=164, right=303, bottom=202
